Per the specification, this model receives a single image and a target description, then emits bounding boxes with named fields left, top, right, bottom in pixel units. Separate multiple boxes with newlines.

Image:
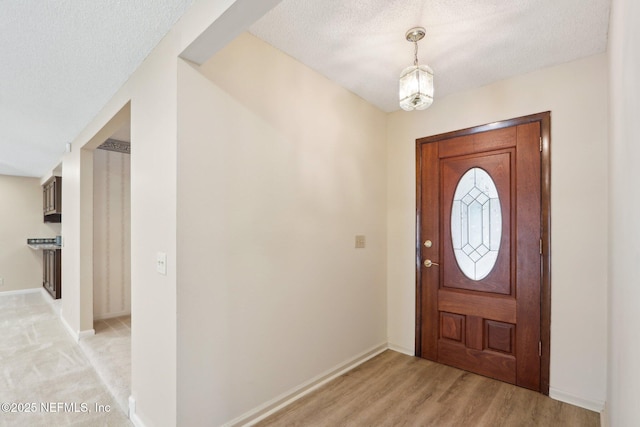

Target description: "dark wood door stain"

left=416, top=113, right=552, bottom=393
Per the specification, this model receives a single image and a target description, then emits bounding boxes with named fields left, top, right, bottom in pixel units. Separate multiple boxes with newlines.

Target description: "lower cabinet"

left=43, top=249, right=61, bottom=299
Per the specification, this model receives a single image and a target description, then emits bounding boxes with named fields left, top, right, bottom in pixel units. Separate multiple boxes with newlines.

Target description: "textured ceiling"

left=0, top=0, right=193, bottom=177
left=250, top=0, right=611, bottom=113
left=1, top=0, right=610, bottom=177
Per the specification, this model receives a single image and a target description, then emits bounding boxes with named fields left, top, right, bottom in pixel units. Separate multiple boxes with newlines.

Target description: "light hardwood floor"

left=256, top=350, right=599, bottom=427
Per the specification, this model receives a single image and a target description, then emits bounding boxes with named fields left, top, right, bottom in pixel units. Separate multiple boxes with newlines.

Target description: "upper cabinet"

left=43, top=176, right=62, bottom=223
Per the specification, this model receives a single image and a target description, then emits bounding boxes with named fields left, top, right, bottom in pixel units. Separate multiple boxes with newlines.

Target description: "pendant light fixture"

left=399, top=27, right=434, bottom=111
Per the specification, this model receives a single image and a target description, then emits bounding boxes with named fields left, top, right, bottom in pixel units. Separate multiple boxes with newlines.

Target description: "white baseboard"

left=549, top=387, right=605, bottom=412
left=60, top=313, right=95, bottom=342
left=0, top=287, right=41, bottom=296
left=40, top=287, right=51, bottom=299
left=387, top=342, right=414, bottom=356
left=129, top=396, right=146, bottom=427
left=225, top=342, right=389, bottom=427
left=79, top=328, right=96, bottom=339
left=40, top=288, right=62, bottom=315
left=60, top=314, right=79, bottom=341
left=94, top=310, right=132, bottom=321
left=600, top=401, right=609, bottom=427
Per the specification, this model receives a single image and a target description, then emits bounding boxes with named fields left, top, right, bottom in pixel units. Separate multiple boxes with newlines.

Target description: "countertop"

left=28, top=244, right=61, bottom=250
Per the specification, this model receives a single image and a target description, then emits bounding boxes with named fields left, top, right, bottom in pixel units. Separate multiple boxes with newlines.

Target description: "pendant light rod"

left=406, top=27, right=425, bottom=66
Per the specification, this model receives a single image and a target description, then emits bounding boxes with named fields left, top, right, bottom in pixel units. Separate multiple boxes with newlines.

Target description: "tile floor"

left=0, top=291, right=131, bottom=426
left=79, top=315, right=131, bottom=415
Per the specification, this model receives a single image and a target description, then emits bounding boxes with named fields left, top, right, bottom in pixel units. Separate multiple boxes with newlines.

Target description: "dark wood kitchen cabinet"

left=43, top=249, right=61, bottom=299
left=43, top=176, right=62, bottom=223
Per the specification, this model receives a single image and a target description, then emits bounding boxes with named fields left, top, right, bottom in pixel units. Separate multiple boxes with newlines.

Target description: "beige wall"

left=128, top=37, right=180, bottom=427
left=0, top=175, right=60, bottom=293
left=60, top=106, right=130, bottom=339
left=176, top=32, right=388, bottom=425
left=386, top=54, right=609, bottom=410
left=60, top=46, right=178, bottom=426
left=59, top=2, right=267, bottom=425
left=53, top=0, right=622, bottom=423
left=607, top=0, right=640, bottom=424
left=93, top=149, right=131, bottom=319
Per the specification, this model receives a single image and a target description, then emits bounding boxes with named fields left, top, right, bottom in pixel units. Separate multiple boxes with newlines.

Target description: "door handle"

left=424, top=259, right=439, bottom=268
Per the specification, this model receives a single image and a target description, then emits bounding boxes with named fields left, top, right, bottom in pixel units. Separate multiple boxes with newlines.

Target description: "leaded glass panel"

left=451, top=168, right=502, bottom=280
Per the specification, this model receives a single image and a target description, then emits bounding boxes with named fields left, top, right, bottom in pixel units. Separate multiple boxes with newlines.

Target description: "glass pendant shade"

left=399, top=64, right=434, bottom=111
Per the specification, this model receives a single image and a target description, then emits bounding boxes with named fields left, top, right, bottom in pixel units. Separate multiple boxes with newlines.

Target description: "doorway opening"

left=86, top=121, right=131, bottom=413
left=76, top=105, right=132, bottom=415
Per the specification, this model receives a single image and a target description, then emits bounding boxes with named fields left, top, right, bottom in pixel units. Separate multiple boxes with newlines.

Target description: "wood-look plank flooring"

left=255, top=350, right=599, bottom=427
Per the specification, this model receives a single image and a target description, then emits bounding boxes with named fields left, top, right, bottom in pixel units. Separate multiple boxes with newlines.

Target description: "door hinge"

left=539, top=341, right=542, bottom=357
left=539, top=137, right=543, bottom=152
left=540, top=239, right=543, bottom=255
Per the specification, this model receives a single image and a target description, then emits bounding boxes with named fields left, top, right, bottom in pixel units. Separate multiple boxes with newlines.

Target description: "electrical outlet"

left=156, top=252, right=167, bottom=275
left=0, top=277, right=4, bottom=286
left=355, top=235, right=366, bottom=249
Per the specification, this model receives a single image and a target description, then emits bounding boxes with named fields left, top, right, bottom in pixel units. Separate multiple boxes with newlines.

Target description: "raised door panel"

left=441, top=151, right=513, bottom=295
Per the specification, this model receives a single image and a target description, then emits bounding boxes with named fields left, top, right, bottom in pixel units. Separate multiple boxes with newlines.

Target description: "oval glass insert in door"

left=451, top=167, right=502, bottom=280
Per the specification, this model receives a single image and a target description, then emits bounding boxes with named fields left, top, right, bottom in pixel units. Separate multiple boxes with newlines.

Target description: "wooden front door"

left=416, top=113, right=551, bottom=393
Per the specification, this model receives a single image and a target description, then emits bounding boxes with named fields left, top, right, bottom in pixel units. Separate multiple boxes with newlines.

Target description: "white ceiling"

left=1, top=0, right=610, bottom=178
left=250, top=0, right=611, bottom=112
left=0, top=0, right=194, bottom=177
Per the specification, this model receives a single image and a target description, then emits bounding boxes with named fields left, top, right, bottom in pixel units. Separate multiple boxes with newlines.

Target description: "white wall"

left=607, top=0, right=640, bottom=425
left=386, top=54, right=609, bottom=410
left=0, top=175, right=60, bottom=293
left=60, top=46, right=178, bottom=425
left=59, top=2, right=275, bottom=425
left=176, top=33, right=388, bottom=425
left=93, top=148, right=131, bottom=319
left=53, top=0, right=619, bottom=423
left=128, top=38, right=180, bottom=427
left=61, top=106, right=130, bottom=339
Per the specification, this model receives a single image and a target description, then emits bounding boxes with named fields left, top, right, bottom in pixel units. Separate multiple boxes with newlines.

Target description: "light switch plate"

left=156, top=252, right=167, bottom=275
left=0, top=277, right=4, bottom=286
left=355, top=235, right=366, bottom=249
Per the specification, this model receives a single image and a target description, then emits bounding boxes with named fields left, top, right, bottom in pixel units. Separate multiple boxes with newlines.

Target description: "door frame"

left=415, top=111, right=551, bottom=394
